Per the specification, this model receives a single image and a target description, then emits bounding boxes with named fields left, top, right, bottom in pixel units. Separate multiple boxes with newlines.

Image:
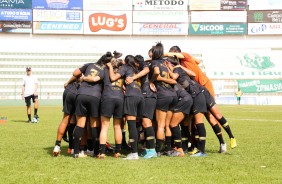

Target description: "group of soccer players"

left=52, top=42, right=237, bottom=159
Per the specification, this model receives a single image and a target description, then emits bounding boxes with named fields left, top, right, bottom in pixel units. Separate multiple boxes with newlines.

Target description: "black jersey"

left=150, top=59, right=177, bottom=98
left=78, top=63, right=105, bottom=98
left=119, top=64, right=143, bottom=97
left=102, top=68, right=124, bottom=100
left=65, top=82, right=79, bottom=94
left=138, top=60, right=157, bottom=98
left=174, top=83, right=190, bottom=99
left=173, top=67, right=202, bottom=98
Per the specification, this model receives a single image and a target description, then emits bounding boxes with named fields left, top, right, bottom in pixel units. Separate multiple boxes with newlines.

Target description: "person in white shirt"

left=22, top=67, right=39, bottom=123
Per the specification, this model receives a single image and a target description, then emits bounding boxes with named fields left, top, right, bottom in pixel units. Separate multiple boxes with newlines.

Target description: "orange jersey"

left=180, top=52, right=215, bottom=97
left=180, top=52, right=209, bottom=86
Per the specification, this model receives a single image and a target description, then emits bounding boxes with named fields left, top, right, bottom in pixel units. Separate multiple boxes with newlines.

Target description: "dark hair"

left=166, top=56, right=179, bottom=66
left=169, top=46, right=181, bottom=52
left=134, top=55, right=144, bottom=64
left=124, top=55, right=138, bottom=74
left=152, top=42, right=164, bottom=60
left=96, top=51, right=113, bottom=66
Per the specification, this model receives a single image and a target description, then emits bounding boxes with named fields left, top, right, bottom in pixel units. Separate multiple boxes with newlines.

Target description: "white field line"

left=229, top=118, right=282, bottom=122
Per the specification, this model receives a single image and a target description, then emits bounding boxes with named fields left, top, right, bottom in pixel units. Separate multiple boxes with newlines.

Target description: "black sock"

left=196, top=123, right=206, bottom=153
left=181, top=124, right=190, bottom=151
left=95, top=127, right=101, bottom=155
left=171, top=126, right=182, bottom=149
left=122, top=130, right=127, bottom=145
left=156, top=139, right=164, bottom=153
left=73, top=126, right=84, bottom=155
left=99, top=144, right=106, bottom=154
left=55, top=140, right=61, bottom=147
left=34, top=109, right=38, bottom=115
left=165, top=136, right=172, bottom=151
left=144, top=126, right=155, bottom=149
left=68, top=124, right=75, bottom=149
left=128, top=120, right=138, bottom=153
left=28, top=114, right=31, bottom=121
left=91, top=127, right=100, bottom=155
left=212, top=124, right=225, bottom=144
left=87, top=139, right=94, bottom=151
left=115, top=144, right=121, bottom=153
left=218, top=117, right=234, bottom=138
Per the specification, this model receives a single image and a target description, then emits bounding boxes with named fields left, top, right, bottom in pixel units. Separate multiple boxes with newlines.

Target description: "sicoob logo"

left=88, top=13, right=127, bottom=32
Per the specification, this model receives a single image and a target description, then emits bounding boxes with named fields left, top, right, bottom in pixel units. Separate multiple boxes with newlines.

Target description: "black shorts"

left=203, top=89, right=216, bottom=109
left=62, top=89, right=69, bottom=107
left=156, top=96, right=178, bottom=112
left=143, top=97, right=157, bottom=120
left=192, top=92, right=207, bottom=115
left=174, top=95, right=193, bottom=115
left=75, top=94, right=100, bottom=118
left=100, top=97, right=124, bottom=119
left=63, top=92, right=77, bottom=115
left=124, top=96, right=144, bottom=119
left=24, top=94, right=38, bottom=106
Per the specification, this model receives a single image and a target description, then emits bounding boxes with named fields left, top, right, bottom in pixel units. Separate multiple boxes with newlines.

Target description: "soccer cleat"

left=26, top=120, right=31, bottom=123
left=140, top=149, right=147, bottom=157
left=73, top=152, right=87, bottom=158
left=33, top=115, right=39, bottom=123
left=230, top=138, right=237, bottom=149
left=53, top=145, right=61, bottom=157
left=106, top=142, right=115, bottom=153
left=123, top=153, right=139, bottom=160
left=219, top=143, right=227, bottom=153
left=85, top=149, right=94, bottom=156
left=143, top=149, right=157, bottom=159
left=114, top=153, right=123, bottom=158
left=163, top=150, right=173, bottom=156
left=188, top=148, right=199, bottom=155
left=157, top=152, right=162, bottom=157
left=171, top=148, right=185, bottom=157
left=97, top=154, right=106, bottom=159
left=190, top=152, right=206, bottom=157
left=67, top=148, right=74, bottom=154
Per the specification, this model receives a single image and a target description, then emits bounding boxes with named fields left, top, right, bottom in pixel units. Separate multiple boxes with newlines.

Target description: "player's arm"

left=21, top=83, right=25, bottom=99
left=107, top=63, right=121, bottom=82
left=34, top=82, right=38, bottom=95
left=82, top=75, right=101, bottom=83
left=176, top=65, right=196, bottom=77
left=64, top=75, right=78, bottom=88
left=126, top=66, right=149, bottom=84
left=164, top=52, right=184, bottom=59
left=156, top=75, right=177, bottom=85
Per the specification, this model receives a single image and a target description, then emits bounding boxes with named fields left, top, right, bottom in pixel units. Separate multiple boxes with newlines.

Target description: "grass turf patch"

left=0, top=105, right=282, bottom=184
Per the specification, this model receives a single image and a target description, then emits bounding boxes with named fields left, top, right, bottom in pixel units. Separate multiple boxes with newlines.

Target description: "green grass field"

left=0, top=104, right=282, bottom=184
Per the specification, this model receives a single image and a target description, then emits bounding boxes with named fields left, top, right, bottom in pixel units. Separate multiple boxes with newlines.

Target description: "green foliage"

left=0, top=105, right=282, bottom=184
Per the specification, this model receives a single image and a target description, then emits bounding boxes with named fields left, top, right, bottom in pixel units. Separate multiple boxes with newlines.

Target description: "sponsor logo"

left=253, top=12, right=264, bottom=22
left=0, top=0, right=24, bottom=7
left=250, top=24, right=267, bottom=33
left=237, top=54, right=275, bottom=71
left=89, top=13, right=127, bottom=32
left=46, top=0, right=69, bottom=9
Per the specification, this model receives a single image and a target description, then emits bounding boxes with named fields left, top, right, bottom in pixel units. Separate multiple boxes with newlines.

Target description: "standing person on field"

left=22, top=67, right=39, bottom=123
left=235, top=88, right=243, bottom=105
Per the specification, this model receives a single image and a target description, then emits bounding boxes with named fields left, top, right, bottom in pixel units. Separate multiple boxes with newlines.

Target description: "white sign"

left=248, top=23, right=282, bottom=35
left=33, top=22, right=83, bottom=34
left=83, top=11, right=132, bottom=35
left=133, top=23, right=188, bottom=35
left=83, top=0, right=132, bottom=10
left=132, top=0, right=188, bottom=10
left=33, top=10, right=82, bottom=22
left=189, top=0, right=220, bottom=10
left=249, top=0, right=282, bottom=10
left=191, top=11, right=246, bottom=23
left=203, top=49, right=282, bottom=79
left=133, top=11, right=188, bottom=23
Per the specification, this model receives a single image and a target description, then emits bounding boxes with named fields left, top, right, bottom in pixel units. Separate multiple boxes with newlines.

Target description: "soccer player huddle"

left=53, top=42, right=237, bottom=159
